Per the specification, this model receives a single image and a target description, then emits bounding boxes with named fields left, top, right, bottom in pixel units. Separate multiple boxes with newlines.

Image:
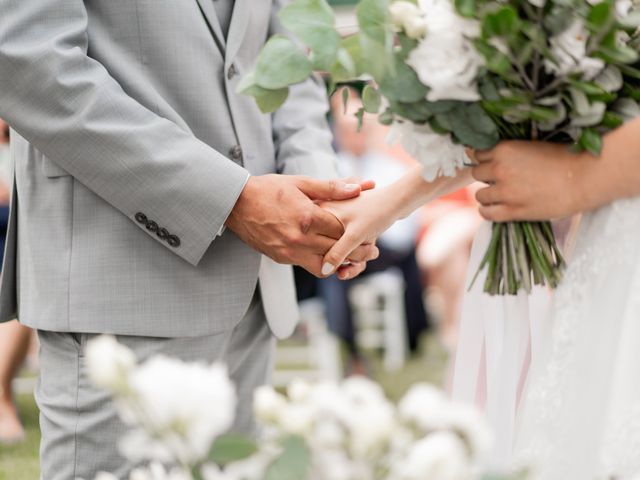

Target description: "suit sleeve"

left=0, top=0, right=250, bottom=266
left=269, top=0, right=340, bottom=180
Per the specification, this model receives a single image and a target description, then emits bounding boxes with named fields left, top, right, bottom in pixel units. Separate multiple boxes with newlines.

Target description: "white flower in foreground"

left=287, top=378, right=312, bottom=403
left=388, top=122, right=467, bottom=181
left=406, top=0, right=483, bottom=102
left=389, top=1, right=428, bottom=39
left=545, top=20, right=605, bottom=80
left=253, top=385, right=287, bottom=424
left=122, top=357, right=236, bottom=464
left=399, top=384, right=492, bottom=460
left=86, top=335, right=136, bottom=392
left=128, top=463, right=191, bottom=480
left=394, top=432, right=472, bottom=480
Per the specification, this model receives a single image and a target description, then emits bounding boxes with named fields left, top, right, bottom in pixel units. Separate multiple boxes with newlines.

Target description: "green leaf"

left=341, top=34, right=367, bottom=77
left=279, top=0, right=340, bottom=71
left=587, top=2, right=614, bottom=32
left=265, top=436, right=310, bottom=480
left=482, top=6, right=521, bottom=37
left=473, top=39, right=513, bottom=76
left=443, top=103, right=500, bottom=148
left=389, top=100, right=433, bottom=122
left=237, top=71, right=290, bottom=113
left=601, top=111, right=624, bottom=129
left=254, top=35, right=312, bottom=90
left=378, top=108, right=394, bottom=125
left=595, top=45, right=640, bottom=65
left=209, top=435, right=258, bottom=466
left=362, top=85, right=382, bottom=113
left=397, top=33, right=418, bottom=60
left=359, top=34, right=393, bottom=82
left=356, top=0, right=390, bottom=44
left=378, top=54, right=429, bottom=103
left=330, top=48, right=357, bottom=82
left=568, top=79, right=607, bottom=96
left=355, top=107, right=366, bottom=131
left=578, top=127, right=603, bottom=155
left=455, top=0, right=476, bottom=18
left=342, top=87, right=350, bottom=114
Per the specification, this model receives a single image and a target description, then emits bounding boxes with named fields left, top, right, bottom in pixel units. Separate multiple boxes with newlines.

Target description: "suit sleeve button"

left=135, top=212, right=147, bottom=224
left=167, top=235, right=181, bottom=248
left=145, top=221, right=159, bottom=233
left=157, top=228, right=169, bottom=240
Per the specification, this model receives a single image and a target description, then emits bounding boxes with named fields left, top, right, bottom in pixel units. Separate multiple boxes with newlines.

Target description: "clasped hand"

left=225, top=174, right=380, bottom=280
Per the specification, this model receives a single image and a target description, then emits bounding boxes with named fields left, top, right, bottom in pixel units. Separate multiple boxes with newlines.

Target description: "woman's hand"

left=469, top=141, right=594, bottom=222
left=321, top=166, right=473, bottom=279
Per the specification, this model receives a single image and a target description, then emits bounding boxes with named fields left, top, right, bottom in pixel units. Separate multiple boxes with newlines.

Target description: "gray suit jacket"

left=0, top=0, right=338, bottom=338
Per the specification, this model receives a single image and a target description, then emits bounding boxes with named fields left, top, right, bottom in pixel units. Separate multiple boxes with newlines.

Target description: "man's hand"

left=225, top=175, right=379, bottom=277
left=469, top=141, right=593, bottom=222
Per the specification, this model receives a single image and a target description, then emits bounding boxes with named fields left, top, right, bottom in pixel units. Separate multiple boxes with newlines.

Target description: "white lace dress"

left=515, top=196, right=640, bottom=479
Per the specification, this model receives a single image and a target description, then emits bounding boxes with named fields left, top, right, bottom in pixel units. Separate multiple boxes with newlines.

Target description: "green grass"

left=0, top=334, right=448, bottom=480
left=0, top=394, right=40, bottom=480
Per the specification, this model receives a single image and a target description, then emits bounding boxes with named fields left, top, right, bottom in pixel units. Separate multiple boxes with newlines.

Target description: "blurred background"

left=0, top=2, right=484, bottom=478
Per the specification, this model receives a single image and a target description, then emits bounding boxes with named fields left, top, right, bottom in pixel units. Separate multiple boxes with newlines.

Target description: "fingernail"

left=322, top=263, right=335, bottom=276
left=343, top=183, right=360, bottom=192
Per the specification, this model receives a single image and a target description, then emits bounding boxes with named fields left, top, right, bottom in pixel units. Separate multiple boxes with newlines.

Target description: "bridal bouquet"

left=86, top=336, right=524, bottom=480
left=240, top=0, right=640, bottom=295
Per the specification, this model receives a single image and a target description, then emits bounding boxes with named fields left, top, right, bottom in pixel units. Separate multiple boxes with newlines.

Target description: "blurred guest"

left=319, top=88, right=430, bottom=374
left=0, top=119, right=33, bottom=444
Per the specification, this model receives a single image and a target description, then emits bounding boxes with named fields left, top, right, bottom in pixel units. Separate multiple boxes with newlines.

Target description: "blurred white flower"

left=389, top=1, right=428, bottom=39
left=121, top=357, right=236, bottom=464
left=287, top=379, right=312, bottom=403
left=86, top=335, right=136, bottom=392
left=388, top=121, right=467, bottom=181
left=253, top=386, right=287, bottom=424
left=398, top=383, right=448, bottom=427
left=128, top=463, right=191, bottom=480
left=545, top=20, right=605, bottom=80
left=393, top=432, right=472, bottom=480
left=278, top=403, right=315, bottom=436
left=406, top=0, right=483, bottom=102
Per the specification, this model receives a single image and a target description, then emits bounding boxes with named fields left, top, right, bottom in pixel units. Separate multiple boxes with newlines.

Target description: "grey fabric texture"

left=36, top=291, right=274, bottom=480
left=0, top=0, right=339, bottom=337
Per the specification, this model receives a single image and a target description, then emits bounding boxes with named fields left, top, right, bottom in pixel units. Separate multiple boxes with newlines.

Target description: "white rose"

left=404, top=16, right=428, bottom=40
left=122, top=358, right=236, bottom=464
left=287, top=379, right=312, bottom=403
left=389, top=2, right=421, bottom=28
left=346, top=402, right=397, bottom=457
left=253, top=386, right=287, bottom=424
left=86, top=335, right=136, bottom=392
left=545, top=19, right=605, bottom=80
left=394, top=432, right=472, bottom=480
left=388, top=122, right=467, bottom=181
left=279, top=403, right=315, bottom=436
left=398, top=383, right=448, bottom=428
left=407, top=0, right=483, bottom=102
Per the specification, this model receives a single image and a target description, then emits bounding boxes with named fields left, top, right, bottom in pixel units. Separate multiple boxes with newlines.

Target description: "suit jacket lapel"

left=226, top=0, right=250, bottom=64
left=194, top=0, right=226, bottom=54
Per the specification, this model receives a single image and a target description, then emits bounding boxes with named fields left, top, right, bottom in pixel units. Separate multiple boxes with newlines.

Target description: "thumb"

left=321, top=230, right=361, bottom=277
left=295, top=177, right=362, bottom=201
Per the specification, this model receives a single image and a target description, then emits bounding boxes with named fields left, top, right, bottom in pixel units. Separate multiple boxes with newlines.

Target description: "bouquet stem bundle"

left=471, top=221, right=565, bottom=295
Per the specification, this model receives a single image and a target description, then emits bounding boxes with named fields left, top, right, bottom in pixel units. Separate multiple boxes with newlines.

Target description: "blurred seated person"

left=0, top=119, right=34, bottom=444
left=318, top=87, right=430, bottom=374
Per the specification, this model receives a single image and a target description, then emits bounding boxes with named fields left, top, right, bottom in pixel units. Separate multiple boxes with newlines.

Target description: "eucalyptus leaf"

left=578, top=127, right=603, bottom=155
left=254, top=35, right=312, bottom=90
left=356, top=0, right=390, bottom=44
left=209, top=435, right=258, bottom=466
left=362, top=85, right=382, bottom=113
left=279, top=0, right=340, bottom=71
left=237, top=70, right=290, bottom=113
left=330, top=48, right=357, bottom=82
left=482, top=6, right=521, bottom=38
left=378, top=54, right=429, bottom=103
left=444, top=103, right=500, bottom=148
left=265, top=436, right=310, bottom=480
left=455, top=0, right=476, bottom=18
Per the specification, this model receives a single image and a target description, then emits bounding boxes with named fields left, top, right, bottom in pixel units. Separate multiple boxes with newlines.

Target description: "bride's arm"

left=471, top=117, right=640, bottom=222
left=321, top=165, right=473, bottom=278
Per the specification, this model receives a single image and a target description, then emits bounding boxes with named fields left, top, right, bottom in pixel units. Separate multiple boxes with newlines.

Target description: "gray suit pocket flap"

left=41, top=155, right=71, bottom=178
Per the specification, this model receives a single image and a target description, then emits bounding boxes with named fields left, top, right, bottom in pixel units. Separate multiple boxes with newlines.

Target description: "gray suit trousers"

left=36, top=292, right=273, bottom=480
